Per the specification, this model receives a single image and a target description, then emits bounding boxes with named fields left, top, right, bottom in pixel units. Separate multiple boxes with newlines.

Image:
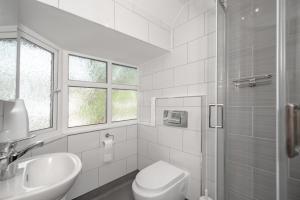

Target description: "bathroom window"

left=0, top=35, right=57, bottom=133
left=112, top=64, right=138, bottom=85
left=68, top=87, right=107, bottom=127
left=67, top=53, right=138, bottom=128
left=69, top=55, right=107, bottom=83
left=0, top=38, right=17, bottom=101
left=112, top=89, right=137, bottom=122
left=19, top=38, right=56, bottom=132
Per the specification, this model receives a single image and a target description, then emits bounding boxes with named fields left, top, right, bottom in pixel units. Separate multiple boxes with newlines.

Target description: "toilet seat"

left=135, top=161, right=185, bottom=192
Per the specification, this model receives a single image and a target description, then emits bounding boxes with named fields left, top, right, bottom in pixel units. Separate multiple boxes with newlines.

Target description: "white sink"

left=0, top=153, right=82, bottom=200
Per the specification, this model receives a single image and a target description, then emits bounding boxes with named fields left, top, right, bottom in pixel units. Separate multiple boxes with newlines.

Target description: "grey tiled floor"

left=90, top=181, right=134, bottom=200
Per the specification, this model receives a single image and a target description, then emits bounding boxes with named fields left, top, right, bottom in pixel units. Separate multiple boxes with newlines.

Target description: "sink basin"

left=0, top=153, right=82, bottom=200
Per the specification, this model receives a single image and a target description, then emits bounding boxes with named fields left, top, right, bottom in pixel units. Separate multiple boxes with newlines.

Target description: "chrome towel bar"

left=232, top=74, right=272, bottom=87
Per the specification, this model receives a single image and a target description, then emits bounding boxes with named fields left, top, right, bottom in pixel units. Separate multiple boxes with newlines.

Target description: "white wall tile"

left=183, top=130, right=201, bottom=155
left=138, top=125, right=158, bottom=143
left=115, top=3, right=149, bottom=41
left=208, top=32, right=216, bottom=58
left=163, top=86, right=188, bottom=97
left=185, top=107, right=202, bottom=131
left=68, top=131, right=100, bottom=153
left=188, top=0, right=215, bottom=19
left=156, top=97, right=184, bottom=107
left=67, top=168, right=99, bottom=199
left=140, top=75, right=153, bottom=91
left=153, top=69, right=174, bottom=89
left=169, top=44, right=188, bottom=67
left=186, top=178, right=201, bottom=200
left=143, top=90, right=163, bottom=106
left=149, top=23, right=171, bottom=49
left=170, top=149, right=201, bottom=180
left=126, top=155, right=137, bottom=173
left=126, top=125, right=137, bottom=140
left=173, top=5, right=189, bottom=27
left=138, top=155, right=153, bottom=170
left=138, top=139, right=148, bottom=157
left=59, top=0, right=115, bottom=29
left=174, top=61, right=205, bottom=86
left=148, top=142, right=170, bottom=162
left=115, top=139, right=137, bottom=160
left=32, top=137, right=68, bottom=156
left=188, top=36, right=208, bottom=62
left=184, top=97, right=202, bottom=107
left=158, top=126, right=183, bottom=150
left=81, top=148, right=103, bottom=172
left=99, top=159, right=126, bottom=186
left=205, top=9, right=216, bottom=34
left=206, top=57, right=216, bottom=82
left=173, top=15, right=205, bottom=46
left=187, top=83, right=207, bottom=96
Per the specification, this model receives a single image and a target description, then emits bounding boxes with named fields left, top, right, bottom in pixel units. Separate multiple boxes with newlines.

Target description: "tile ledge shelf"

left=138, top=94, right=206, bottom=127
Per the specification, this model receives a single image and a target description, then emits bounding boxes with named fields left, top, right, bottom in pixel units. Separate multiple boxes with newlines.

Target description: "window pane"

left=112, top=90, right=137, bottom=121
left=69, top=55, right=107, bottom=83
left=112, top=64, right=137, bottom=85
left=20, top=38, right=53, bottom=132
left=0, top=39, right=17, bottom=100
left=69, top=87, right=106, bottom=127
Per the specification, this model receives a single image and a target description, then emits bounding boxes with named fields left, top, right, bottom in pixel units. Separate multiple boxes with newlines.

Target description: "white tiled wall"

left=37, top=0, right=171, bottom=50
left=138, top=97, right=203, bottom=200
left=138, top=1, right=216, bottom=199
left=67, top=125, right=137, bottom=199
left=14, top=125, right=138, bottom=200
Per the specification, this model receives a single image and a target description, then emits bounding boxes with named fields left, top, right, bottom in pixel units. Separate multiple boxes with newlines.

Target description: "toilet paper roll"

left=103, top=139, right=114, bottom=149
left=103, top=138, right=114, bottom=163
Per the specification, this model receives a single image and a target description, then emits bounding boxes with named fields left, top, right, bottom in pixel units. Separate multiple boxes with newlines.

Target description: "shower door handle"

left=209, top=104, right=224, bottom=128
left=286, top=103, right=300, bottom=158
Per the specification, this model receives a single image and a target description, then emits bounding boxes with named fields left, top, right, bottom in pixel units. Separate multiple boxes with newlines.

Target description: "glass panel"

left=112, top=64, right=137, bottom=85
left=284, top=0, right=300, bottom=199
left=112, top=89, right=137, bottom=121
left=217, top=2, right=226, bottom=200
left=0, top=39, right=17, bottom=100
left=19, top=38, right=53, bottom=132
left=222, top=0, right=277, bottom=199
left=69, top=87, right=106, bottom=127
left=69, top=55, right=107, bottom=83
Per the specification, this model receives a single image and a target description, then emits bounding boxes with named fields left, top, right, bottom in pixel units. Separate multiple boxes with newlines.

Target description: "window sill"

left=63, top=120, right=138, bottom=136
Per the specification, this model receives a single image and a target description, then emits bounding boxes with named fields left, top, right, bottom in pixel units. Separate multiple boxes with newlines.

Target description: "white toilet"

left=132, top=161, right=190, bottom=200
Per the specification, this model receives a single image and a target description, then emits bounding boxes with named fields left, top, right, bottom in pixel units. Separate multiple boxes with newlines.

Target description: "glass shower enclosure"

left=215, top=0, right=300, bottom=199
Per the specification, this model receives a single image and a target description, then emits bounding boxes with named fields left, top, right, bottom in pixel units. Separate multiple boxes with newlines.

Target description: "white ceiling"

left=116, top=0, right=190, bottom=28
left=19, top=0, right=168, bottom=65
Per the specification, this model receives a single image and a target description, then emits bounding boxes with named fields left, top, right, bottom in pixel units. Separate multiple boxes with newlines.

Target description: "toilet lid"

left=135, top=161, right=185, bottom=192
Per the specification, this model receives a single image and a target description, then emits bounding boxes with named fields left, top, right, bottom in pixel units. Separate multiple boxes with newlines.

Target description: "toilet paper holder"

left=105, top=133, right=114, bottom=140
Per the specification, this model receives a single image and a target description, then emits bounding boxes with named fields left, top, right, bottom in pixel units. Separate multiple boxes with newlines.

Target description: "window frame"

left=18, top=31, right=59, bottom=134
left=63, top=51, right=138, bottom=134
left=111, top=88, right=138, bottom=122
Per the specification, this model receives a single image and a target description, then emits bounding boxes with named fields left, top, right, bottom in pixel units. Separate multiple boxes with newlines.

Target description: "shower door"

left=217, top=0, right=300, bottom=199
left=278, top=0, right=300, bottom=199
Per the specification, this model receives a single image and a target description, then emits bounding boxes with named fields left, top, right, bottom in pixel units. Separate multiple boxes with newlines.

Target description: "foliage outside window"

left=112, top=64, right=138, bottom=85
left=68, top=54, right=137, bottom=128
left=112, top=89, right=137, bottom=122
left=68, top=87, right=106, bottom=127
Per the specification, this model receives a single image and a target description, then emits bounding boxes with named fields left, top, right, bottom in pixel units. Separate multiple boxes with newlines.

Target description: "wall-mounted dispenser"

left=163, top=110, right=188, bottom=128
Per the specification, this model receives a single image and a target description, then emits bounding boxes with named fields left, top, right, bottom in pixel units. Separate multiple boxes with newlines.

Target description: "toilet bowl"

left=132, top=161, right=190, bottom=200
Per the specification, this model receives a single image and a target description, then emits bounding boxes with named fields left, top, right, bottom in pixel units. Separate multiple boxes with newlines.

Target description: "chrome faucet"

left=0, top=135, right=44, bottom=181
